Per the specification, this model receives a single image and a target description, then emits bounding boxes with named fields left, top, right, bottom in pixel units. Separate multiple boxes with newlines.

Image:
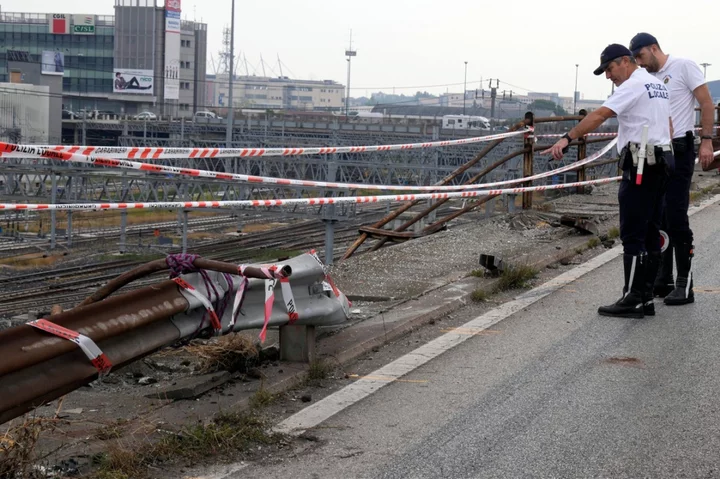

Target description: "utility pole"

left=700, top=62, right=711, bottom=79
left=225, top=0, right=235, bottom=147
left=573, top=63, right=579, bottom=115
left=463, top=61, right=468, bottom=116
left=345, top=30, right=356, bottom=116
left=489, top=79, right=499, bottom=132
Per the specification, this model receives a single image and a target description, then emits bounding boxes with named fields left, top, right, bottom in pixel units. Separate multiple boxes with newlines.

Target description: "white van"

left=193, top=110, right=220, bottom=121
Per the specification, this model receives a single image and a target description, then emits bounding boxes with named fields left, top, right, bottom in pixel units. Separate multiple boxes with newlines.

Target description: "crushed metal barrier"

left=0, top=252, right=350, bottom=424
left=0, top=137, right=617, bottom=193
left=18, top=129, right=529, bottom=159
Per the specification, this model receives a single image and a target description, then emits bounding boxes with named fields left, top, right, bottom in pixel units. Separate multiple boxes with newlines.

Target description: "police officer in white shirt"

left=630, top=32, right=715, bottom=306
left=543, top=44, right=672, bottom=319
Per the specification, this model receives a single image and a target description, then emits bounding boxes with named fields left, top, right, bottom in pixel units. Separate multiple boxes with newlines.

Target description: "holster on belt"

left=672, top=131, right=693, bottom=153
left=620, top=145, right=669, bottom=176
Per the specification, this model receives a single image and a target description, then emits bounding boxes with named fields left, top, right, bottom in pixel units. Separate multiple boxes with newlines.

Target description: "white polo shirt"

left=602, top=67, right=672, bottom=154
left=651, top=55, right=706, bottom=139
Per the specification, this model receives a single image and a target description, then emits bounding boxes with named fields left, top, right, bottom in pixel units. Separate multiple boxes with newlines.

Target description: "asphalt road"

left=224, top=197, right=720, bottom=479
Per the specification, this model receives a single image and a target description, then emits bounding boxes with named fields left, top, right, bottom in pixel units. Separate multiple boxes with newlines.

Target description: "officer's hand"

left=541, top=138, right=569, bottom=161
left=698, top=141, right=715, bottom=170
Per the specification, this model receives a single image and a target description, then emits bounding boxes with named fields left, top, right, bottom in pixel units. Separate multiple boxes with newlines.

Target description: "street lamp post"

left=345, top=30, right=356, bottom=117
left=463, top=61, right=468, bottom=116
left=573, top=63, right=579, bottom=115
left=225, top=0, right=235, bottom=147
left=700, top=62, right=711, bottom=79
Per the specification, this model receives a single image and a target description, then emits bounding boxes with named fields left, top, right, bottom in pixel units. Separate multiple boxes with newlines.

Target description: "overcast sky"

left=2, top=0, right=718, bottom=100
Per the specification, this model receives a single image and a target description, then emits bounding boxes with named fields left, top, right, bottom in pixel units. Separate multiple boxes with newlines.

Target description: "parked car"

left=134, top=111, right=157, bottom=120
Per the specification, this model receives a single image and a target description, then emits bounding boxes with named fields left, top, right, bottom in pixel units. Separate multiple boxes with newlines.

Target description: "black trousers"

left=662, top=133, right=695, bottom=245
left=619, top=150, right=668, bottom=256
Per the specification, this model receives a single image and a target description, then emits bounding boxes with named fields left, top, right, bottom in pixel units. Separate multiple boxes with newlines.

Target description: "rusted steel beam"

left=0, top=283, right=187, bottom=379
left=0, top=319, right=181, bottom=425
left=522, top=112, right=535, bottom=209
left=533, top=115, right=586, bottom=123
left=576, top=110, right=588, bottom=195
left=341, top=119, right=529, bottom=261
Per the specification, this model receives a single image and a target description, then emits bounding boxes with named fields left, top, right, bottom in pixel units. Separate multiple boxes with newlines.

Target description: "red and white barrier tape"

left=536, top=126, right=719, bottom=139
left=173, top=277, right=223, bottom=335
left=29, top=319, right=113, bottom=376
left=0, top=137, right=615, bottom=193
left=21, top=129, right=528, bottom=160
left=261, top=279, right=277, bottom=343
left=232, top=264, right=295, bottom=342
left=0, top=176, right=624, bottom=212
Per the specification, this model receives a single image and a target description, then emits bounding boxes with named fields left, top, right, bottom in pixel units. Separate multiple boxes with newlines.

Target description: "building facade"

left=0, top=0, right=207, bottom=120
left=208, top=74, right=345, bottom=111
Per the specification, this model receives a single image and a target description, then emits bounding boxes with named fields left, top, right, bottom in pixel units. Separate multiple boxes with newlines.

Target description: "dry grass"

left=468, top=269, right=486, bottom=278
left=89, top=411, right=282, bottom=479
left=305, top=359, right=333, bottom=386
left=471, top=289, right=489, bottom=302
left=185, top=334, right=259, bottom=374
left=0, top=253, right=65, bottom=269
left=0, top=417, right=57, bottom=478
left=494, top=264, right=539, bottom=292
left=587, top=237, right=601, bottom=249
left=608, top=226, right=620, bottom=239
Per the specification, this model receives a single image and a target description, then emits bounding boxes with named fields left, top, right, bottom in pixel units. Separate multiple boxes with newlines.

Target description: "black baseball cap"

left=593, top=44, right=633, bottom=76
left=629, top=32, right=659, bottom=56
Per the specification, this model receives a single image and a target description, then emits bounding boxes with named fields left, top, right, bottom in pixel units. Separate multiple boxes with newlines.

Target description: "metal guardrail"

left=0, top=252, right=349, bottom=425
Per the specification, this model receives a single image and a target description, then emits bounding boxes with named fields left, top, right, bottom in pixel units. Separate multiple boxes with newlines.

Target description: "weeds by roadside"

left=494, top=264, right=539, bottom=292
left=89, top=410, right=284, bottom=479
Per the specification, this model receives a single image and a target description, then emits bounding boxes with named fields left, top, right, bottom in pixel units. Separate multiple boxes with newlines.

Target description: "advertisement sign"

left=163, top=0, right=181, bottom=100
left=41, top=51, right=65, bottom=76
left=72, top=15, right=96, bottom=35
left=113, top=69, right=154, bottom=95
left=49, top=14, right=70, bottom=34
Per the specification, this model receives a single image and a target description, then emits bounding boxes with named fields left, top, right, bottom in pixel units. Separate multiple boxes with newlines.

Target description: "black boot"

left=653, top=243, right=674, bottom=297
left=665, top=243, right=694, bottom=306
left=643, top=252, right=661, bottom=316
left=599, top=254, right=646, bottom=319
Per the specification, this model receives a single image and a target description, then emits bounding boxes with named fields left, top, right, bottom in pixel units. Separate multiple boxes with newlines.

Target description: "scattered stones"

left=138, top=377, right=157, bottom=386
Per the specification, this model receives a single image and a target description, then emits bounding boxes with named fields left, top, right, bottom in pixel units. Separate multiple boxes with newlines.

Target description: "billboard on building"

left=72, top=15, right=96, bottom=35
left=49, top=14, right=70, bottom=34
left=164, top=0, right=181, bottom=100
left=41, top=51, right=65, bottom=76
left=113, top=69, right=154, bottom=95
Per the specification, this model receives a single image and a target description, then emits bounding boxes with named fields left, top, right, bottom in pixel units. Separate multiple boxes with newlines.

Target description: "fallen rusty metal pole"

left=343, top=119, right=529, bottom=260
left=79, top=258, right=292, bottom=307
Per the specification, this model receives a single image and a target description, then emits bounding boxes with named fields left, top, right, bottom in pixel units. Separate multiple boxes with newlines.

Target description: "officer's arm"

left=692, top=84, right=715, bottom=139
left=565, top=107, right=615, bottom=141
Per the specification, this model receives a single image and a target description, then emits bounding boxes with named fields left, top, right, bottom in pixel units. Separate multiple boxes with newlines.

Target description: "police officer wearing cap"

left=543, top=44, right=672, bottom=319
left=630, top=32, right=715, bottom=306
